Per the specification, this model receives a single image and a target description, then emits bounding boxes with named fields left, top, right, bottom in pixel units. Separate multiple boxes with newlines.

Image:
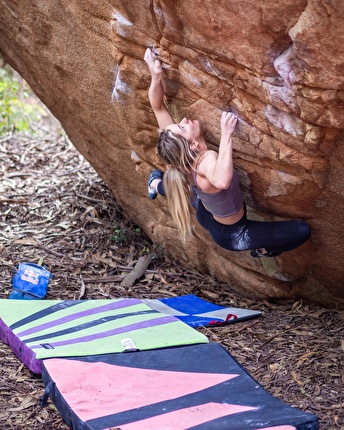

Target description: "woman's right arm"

left=144, top=48, right=174, bottom=129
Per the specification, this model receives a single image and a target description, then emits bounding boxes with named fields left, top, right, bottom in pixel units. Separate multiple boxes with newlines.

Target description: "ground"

left=0, top=117, right=343, bottom=430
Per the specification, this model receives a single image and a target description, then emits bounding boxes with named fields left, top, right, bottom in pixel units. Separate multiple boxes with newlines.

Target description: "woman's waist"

left=212, top=206, right=245, bottom=225
left=196, top=187, right=244, bottom=219
left=199, top=199, right=246, bottom=225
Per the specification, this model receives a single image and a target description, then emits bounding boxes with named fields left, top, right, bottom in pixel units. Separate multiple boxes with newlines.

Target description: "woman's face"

left=166, top=118, right=201, bottom=142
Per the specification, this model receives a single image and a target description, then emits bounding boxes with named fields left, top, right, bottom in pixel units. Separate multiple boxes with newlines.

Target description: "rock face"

left=1, top=0, right=343, bottom=307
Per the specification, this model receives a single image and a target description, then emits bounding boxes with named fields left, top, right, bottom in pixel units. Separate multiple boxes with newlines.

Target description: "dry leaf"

left=7, top=396, right=37, bottom=411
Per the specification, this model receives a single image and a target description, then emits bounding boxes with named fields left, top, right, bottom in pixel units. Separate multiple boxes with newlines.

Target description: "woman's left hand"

left=221, top=111, right=237, bottom=138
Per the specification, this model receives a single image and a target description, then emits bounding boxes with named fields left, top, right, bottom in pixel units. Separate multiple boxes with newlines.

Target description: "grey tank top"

left=193, top=169, right=244, bottom=217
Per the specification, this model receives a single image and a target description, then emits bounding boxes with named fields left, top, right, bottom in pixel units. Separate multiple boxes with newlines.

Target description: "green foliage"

left=0, top=66, right=45, bottom=135
left=111, top=223, right=143, bottom=244
left=112, top=223, right=128, bottom=244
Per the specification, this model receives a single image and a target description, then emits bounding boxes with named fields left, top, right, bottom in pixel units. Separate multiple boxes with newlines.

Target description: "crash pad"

left=0, top=298, right=208, bottom=373
left=143, top=294, right=261, bottom=327
left=41, top=343, right=318, bottom=430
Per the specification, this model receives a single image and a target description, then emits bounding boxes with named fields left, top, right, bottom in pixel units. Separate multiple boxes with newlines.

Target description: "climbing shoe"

left=148, top=169, right=163, bottom=200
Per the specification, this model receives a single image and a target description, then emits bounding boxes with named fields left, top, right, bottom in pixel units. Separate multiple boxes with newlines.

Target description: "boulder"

left=1, top=0, right=343, bottom=307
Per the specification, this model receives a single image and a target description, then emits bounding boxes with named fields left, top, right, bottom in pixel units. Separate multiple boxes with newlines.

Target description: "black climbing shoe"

left=148, top=169, right=163, bottom=200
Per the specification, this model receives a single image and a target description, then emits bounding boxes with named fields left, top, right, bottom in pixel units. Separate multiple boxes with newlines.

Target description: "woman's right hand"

left=144, top=48, right=163, bottom=79
left=221, top=111, right=237, bottom=138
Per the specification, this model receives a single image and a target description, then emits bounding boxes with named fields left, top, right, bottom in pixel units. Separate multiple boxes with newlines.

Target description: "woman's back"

left=193, top=169, right=244, bottom=218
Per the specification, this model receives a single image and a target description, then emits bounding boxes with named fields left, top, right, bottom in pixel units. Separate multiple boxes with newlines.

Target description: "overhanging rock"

left=1, top=0, right=343, bottom=307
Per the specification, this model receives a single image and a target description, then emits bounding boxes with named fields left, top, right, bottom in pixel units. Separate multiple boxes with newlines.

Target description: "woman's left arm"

left=200, top=112, right=237, bottom=190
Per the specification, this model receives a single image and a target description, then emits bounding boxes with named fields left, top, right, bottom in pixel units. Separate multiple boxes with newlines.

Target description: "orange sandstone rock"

left=0, top=0, right=343, bottom=306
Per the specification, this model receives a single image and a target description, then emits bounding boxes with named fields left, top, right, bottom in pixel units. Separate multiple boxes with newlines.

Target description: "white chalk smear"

left=112, top=11, right=133, bottom=27
left=112, top=66, right=131, bottom=103
left=112, top=11, right=133, bottom=37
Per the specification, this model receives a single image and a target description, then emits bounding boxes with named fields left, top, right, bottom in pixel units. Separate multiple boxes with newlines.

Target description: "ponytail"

left=157, top=129, right=205, bottom=242
left=163, top=167, right=193, bottom=242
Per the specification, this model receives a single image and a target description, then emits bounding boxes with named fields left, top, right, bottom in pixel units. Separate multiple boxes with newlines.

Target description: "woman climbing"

left=144, top=47, right=311, bottom=257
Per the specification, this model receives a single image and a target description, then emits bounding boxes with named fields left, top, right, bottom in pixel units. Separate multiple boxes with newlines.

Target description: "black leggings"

left=196, top=200, right=311, bottom=255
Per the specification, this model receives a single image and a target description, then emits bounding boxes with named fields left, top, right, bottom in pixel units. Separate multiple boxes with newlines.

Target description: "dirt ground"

left=0, top=120, right=343, bottom=430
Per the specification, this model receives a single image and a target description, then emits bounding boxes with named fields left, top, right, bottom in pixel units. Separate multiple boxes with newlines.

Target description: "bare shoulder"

left=198, top=150, right=218, bottom=173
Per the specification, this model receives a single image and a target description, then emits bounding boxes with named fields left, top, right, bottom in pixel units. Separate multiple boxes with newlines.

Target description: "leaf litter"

left=0, top=120, right=343, bottom=430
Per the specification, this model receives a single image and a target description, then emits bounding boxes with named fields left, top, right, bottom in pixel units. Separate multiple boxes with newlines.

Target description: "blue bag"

left=9, top=263, right=54, bottom=300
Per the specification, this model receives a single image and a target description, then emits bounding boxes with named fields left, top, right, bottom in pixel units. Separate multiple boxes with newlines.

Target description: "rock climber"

left=144, top=47, right=311, bottom=257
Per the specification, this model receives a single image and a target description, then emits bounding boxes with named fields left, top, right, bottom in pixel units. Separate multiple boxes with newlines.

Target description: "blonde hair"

left=158, top=130, right=200, bottom=242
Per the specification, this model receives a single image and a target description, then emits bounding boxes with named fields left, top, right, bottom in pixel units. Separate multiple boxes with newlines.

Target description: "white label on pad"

left=121, top=337, right=138, bottom=351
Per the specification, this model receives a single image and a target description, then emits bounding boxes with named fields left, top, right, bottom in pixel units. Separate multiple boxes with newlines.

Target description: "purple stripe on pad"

left=16, top=299, right=142, bottom=337
left=30, top=315, right=176, bottom=350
